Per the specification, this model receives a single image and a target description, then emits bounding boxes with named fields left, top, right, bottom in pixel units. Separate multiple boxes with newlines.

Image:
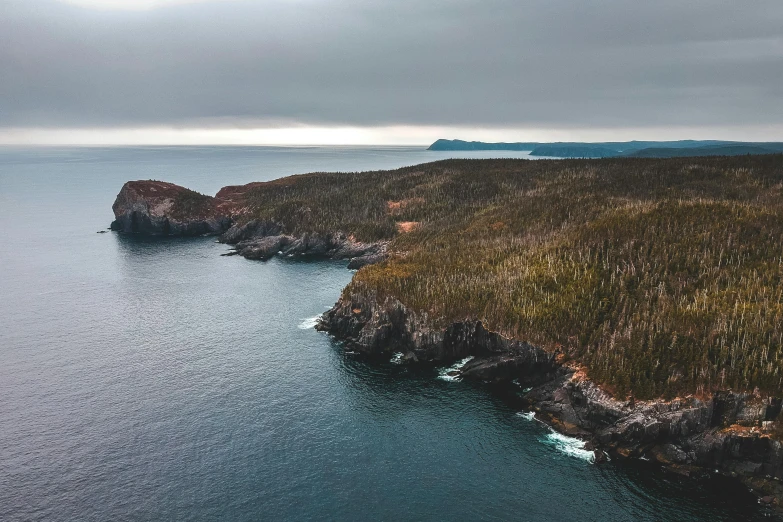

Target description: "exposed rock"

left=347, top=253, right=387, bottom=269
left=319, top=291, right=558, bottom=376
left=593, top=450, right=609, bottom=464
left=110, top=181, right=387, bottom=264
left=651, top=444, right=689, bottom=464
left=318, top=288, right=783, bottom=505
left=219, top=219, right=282, bottom=244
left=233, top=235, right=291, bottom=260
left=460, top=353, right=556, bottom=386
left=222, top=226, right=387, bottom=264
left=110, top=180, right=232, bottom=236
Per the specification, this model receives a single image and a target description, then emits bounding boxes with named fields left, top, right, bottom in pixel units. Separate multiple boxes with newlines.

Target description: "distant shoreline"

left=428, top=138, right=783, bottom=158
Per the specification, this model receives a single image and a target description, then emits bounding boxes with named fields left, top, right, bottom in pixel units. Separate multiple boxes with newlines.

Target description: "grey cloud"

left=1, top=0, right=782, bottom=128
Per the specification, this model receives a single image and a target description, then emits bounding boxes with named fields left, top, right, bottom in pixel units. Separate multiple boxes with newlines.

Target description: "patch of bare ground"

left=396, top=221, right=420, bottom=233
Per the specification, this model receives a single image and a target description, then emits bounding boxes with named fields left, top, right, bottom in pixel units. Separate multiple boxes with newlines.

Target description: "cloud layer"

left=2, top=0, right=782, bottom=134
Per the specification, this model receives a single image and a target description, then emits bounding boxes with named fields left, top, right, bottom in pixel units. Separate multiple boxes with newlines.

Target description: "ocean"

left=0, top=146, right=770, bottom=521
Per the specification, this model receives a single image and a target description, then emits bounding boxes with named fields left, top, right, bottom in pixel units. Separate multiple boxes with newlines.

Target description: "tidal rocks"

left=110, top=181, right=231, bottom=236
left=221, top=225, right=387, bottom=264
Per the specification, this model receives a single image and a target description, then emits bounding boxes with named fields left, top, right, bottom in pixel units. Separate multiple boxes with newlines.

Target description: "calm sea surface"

left=0, top=146, right=772, bottom=521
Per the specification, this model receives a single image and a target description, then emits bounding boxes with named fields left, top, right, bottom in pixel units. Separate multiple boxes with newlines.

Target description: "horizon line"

left=2, top=124, right=783, bottom=146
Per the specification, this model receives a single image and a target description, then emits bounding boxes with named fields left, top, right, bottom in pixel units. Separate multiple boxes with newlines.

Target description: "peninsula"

left=111, top=154, right=783, bottom=504
left=428, top=139, right=783, bottom=158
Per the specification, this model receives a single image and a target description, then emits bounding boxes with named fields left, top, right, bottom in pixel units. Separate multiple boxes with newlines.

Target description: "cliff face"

left=110, top=180, right=387, bottom=266
left=110, top=181, right=232, bottom=236
left=319, top=289, right=783, bottom=503
left=319, top=290, right=558, bottom=384
left=218, top=219, right=385, bottom=264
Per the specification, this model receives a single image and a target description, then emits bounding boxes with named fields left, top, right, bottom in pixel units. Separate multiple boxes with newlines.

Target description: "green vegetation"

left=172, top=188, right=213, bottom=219
left=241, top=155, right=783, bottom=399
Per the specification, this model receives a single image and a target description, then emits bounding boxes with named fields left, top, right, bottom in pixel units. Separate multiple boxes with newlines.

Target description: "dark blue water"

left=0, top=146, right=771, bottom=521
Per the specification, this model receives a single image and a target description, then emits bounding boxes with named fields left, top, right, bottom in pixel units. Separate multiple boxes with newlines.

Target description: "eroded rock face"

left=110, top=181, right=232, bottom=236
left=319, top=289, right=783, bottom=502
left=220, top=222, right=388, bottom=265
left=110, top=181, right=389, bottom=266
left=318, top=290, right=557, bottom=374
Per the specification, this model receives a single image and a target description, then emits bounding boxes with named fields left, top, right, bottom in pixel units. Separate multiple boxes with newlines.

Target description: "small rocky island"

left=111, top=154, right=783, bottom=505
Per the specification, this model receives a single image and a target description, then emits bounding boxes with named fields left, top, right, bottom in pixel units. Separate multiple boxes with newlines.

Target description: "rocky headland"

left=110, top=155, right=783, bottom=507
left=110, top=180, right=232, bottom=236
left=110, top=180, right=386, bottom=265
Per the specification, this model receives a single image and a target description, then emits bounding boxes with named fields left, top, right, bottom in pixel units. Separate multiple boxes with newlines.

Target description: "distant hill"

left=528, top=144, right=620, bottom=158
left=427, top=139, right=539, bottom=151
left=626, top=144, right=783, bottom=158
left=429, top=139, right=783, bottom=158
left=530, top=143, right=622, bottom=158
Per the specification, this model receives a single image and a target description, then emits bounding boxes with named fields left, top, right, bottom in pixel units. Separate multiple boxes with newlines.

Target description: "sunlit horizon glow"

left=1, top=124, right=782, bottom=147
left=57, top=0, right=237, bottom=10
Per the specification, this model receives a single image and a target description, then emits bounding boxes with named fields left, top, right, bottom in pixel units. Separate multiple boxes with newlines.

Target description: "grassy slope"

left=240, top=155, right=783, bottom=400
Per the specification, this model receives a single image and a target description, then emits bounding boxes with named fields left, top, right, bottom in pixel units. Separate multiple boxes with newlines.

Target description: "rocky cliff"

left=319, top=289, right=783, bottom=504
left=111, top=174, right=783, bottom=505
left=110, top=181, right=232, bottom=235
left=217, top=219, right=385, bottom=263
left=110, top=180, right=386, bottom=266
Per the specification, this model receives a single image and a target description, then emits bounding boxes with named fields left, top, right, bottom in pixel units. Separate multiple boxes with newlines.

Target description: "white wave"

left=541, top=431, right=595, bottom=462
left=390, top=352, right=404, bottom=364
left=437, top=356, right=474, bottom=381
left=516, top=411, right=536, bottom=421
left=298, top=316, right=320, bottom=329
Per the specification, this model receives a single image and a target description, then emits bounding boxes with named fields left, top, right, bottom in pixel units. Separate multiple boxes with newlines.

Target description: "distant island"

left=428, top=138, right=783, bottom=158
left=111, top=154, right=783, bottom=504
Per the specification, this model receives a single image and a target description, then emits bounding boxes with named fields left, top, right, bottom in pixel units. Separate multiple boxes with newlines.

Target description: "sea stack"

left=110, top=180, right=232, bottom=236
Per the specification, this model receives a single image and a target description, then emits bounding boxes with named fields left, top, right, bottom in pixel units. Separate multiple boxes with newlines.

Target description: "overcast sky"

left=2, top=0, right=782, bottom=144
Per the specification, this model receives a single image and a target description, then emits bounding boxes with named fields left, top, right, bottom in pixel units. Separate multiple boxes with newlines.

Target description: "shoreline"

left=316, top=289, right=783, bottom=507
left=107, top=157, right=783, bottom=511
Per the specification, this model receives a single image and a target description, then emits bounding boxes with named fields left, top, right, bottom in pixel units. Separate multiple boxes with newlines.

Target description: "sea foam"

left=542, top=431, right=595, bottom=462
left=436, top=356, right=474, bottom=381
left=298, top=316, right=320, bottom=329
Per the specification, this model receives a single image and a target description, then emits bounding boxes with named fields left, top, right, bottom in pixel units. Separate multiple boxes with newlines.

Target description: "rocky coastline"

left=110, top=180, right=387, bottom=266
left=318, top=289, right=783, bottom=506
left=110, top=178, right=783, bottom=507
